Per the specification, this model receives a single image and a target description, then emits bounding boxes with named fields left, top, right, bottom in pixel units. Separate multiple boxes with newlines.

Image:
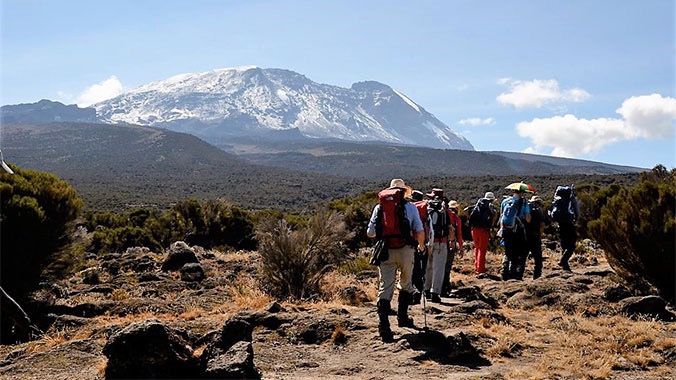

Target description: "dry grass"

left=466, top=306, right=676, bottom=379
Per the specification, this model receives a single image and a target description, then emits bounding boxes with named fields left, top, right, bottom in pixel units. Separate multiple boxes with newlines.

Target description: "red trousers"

left=471, top=227, right=490, bottom=273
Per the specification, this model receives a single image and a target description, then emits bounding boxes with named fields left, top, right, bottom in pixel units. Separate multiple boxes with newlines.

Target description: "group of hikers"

left=366, top=178, right=580, bottom=341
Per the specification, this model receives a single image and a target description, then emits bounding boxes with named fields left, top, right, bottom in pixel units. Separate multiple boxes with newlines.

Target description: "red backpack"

left=376, top=188, right=412, bottom=249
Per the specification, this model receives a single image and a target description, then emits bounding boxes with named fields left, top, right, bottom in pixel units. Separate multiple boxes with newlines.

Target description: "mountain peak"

left=93, top=67, right=473, bottom=150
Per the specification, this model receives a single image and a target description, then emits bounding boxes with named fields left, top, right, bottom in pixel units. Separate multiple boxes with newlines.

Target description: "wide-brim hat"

left=484, top=192, right=496, bottom=200
left=449, top=200, right=459, bottom=209
left=411, top=190, right=424, bottom=202
left=529, top=195, right=544, bottom=204
left=389, top=178, right=413, bottom=197
left=426, top=188, right=444, bottom=198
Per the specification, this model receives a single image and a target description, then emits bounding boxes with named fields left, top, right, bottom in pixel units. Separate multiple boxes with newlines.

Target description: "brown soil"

left=1, top=244, right=674, bottom=380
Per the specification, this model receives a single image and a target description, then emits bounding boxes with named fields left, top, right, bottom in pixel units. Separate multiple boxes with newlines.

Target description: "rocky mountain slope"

left=92, top=67, right=474, bottom=150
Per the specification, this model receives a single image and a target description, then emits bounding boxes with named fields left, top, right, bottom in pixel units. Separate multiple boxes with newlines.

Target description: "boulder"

left=203, top=340, right=261, bottom=379
left=199, top=317, right=261, bottom=378
left=103, top=319, right=197, bottom=379
left=162, top=241, right=200, bottom=271
left=180, top=263, right=205, bottom=282
left=618, top=296, right=675, bottom=321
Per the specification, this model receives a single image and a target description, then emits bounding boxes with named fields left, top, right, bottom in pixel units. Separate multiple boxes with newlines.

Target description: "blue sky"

left=1, top=0, right=674, bottom=169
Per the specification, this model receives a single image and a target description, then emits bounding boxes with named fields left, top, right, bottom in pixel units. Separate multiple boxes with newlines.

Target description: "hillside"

left=1, top=122, right=643, bottom=212
left=0, top=122, right=367, bottom=211
left=218, top=137, right=644, bottom=180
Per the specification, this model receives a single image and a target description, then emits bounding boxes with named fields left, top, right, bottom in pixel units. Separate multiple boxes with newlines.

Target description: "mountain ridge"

left=91, top=66, right=473, bottom=150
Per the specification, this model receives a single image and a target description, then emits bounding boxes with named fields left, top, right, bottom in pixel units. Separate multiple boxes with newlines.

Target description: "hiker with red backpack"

left=441, top=200, right=463, bottom=296
left=367, top=179, right=426, bottom=341
left=422, top=188, right=455, bottom=303
left=410, top=190, right=433, bottom=304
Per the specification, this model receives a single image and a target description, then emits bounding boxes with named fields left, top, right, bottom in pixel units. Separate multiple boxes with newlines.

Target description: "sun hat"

left=484, top=192, right=496, bottom=200
left=411, top=190, right=424, bottom=202
left=426, top=188, right=444, bottom=199
left=449, top=200, right=459, bottom=209
left=388, top=178, right=412, bottom=197
left=529, top=195, right=544, bottom=204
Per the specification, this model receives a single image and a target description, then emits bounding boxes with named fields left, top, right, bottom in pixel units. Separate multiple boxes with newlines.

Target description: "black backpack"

left=551, top=185, right=577, bottom=224
left=427, top=199, right=448, bottom=238
left=469, top=199, right=494, bottom=229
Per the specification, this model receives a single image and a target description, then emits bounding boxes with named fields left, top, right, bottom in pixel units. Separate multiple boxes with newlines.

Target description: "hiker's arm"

left=366, top=206, right=379, bottom=238
left=415, top=230, right=425, bottom=251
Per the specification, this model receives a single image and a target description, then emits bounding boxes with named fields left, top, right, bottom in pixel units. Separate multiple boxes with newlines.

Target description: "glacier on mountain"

left=94, top=67, right=474, bottom=150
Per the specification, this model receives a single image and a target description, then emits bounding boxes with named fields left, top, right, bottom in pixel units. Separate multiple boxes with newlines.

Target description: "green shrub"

left=588, top=165, right=675, bottom=302
left=0, top=165, right=83, bottom=301
left=256, top=208, right=353, bottom=299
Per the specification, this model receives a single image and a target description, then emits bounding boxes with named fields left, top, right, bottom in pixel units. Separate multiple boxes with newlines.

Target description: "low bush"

left=256, top=208, right=353, bottom=299
left=588, top=165, right=675, bottom=303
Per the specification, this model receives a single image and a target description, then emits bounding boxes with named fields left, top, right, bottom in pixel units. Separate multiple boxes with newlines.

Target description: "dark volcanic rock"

left=103, top=319, right=197, bottom=379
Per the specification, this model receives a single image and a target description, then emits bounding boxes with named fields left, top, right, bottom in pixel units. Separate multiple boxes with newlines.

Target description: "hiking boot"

left=376, top=299, right=392, bottom=341
left=411, top=291, right=422, bottom=305
left=378, top=325, right=394, bottom=341
left=397, top=316, right=416, bottom=328
left=430, top=293, right=441, bottom=303
left=397, top=291, right=415, bottom=328
left=558, top=261, right=571, bottom=271
left=424, top=290, right=431, bottom=300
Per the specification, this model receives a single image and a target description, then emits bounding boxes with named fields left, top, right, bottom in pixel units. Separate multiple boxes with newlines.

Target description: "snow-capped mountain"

left=94, top=67, right=474, bottom=150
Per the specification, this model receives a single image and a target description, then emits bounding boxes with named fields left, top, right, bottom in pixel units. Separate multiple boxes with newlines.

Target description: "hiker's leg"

left=475, top=228, right=489, bottom=273
left=430, top=242, right=447, bottom=297
left=559, top=223, right=576, bottom=268
left=531, top=236, right=543, bottom=279
left=377, top=257, right=398, bottom=301
left=502, top=231, right=515, bottom=280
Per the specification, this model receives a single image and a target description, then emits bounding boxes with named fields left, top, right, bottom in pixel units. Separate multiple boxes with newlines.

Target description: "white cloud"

left=458, top=117, right=495, bottom=126
left=516, top=114, right=628, bottom=157
left=497, top=78, right=590, bottom=109
left=516, top=94, right=676, bottom=157
left=76, top=76, right=123, bottom=107
left=616, top=94, right=676, bottom=139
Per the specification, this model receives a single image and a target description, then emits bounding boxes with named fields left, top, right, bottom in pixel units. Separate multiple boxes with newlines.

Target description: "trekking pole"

left=419, top=248, right=428, bottom=331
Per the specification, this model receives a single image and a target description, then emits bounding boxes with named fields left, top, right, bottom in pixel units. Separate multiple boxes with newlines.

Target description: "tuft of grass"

left=330, top=325, right=348, bottom=345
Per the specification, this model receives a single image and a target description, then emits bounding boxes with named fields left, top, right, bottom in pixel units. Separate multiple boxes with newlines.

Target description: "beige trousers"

left=377, top=246, right=415, bottom=301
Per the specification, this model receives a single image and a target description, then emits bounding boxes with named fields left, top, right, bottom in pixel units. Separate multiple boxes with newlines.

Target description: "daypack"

left=427, top=199, right=449, bottom=238
left=501, top=197, right=524, bottom=231
left=376, top=188, right=412, bottom=249
left=414, top=200, right=431, bottom=243
left=551, top=185, right=577, bottom=224
left=469, top=199, right=494, bottom=229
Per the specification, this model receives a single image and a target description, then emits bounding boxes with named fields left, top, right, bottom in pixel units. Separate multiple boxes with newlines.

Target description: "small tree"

left=1, top=165, right=83, bottom=301
left=588, top=165, right=675, bottom=302
left=256, top=208, right=353, bottom=299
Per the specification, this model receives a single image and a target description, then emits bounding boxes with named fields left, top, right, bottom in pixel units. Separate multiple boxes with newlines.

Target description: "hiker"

left=367, top=179, right=426, bottom=341
left=468, top=192, right=498, bottom=276
left=441, top=200, right=463, bottom=296
left=410, top=190, right=433, bottom=304
left=423, top=188, right=453, bottom=303
left=525, top=195, right=547, bottom=279
left=499, top=188, right=531, bottom=280
left=549, top=185, right=580, bottom=271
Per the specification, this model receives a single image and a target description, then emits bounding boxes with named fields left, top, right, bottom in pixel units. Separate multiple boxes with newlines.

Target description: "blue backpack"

left=501, top=197, right=524, bottom=230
